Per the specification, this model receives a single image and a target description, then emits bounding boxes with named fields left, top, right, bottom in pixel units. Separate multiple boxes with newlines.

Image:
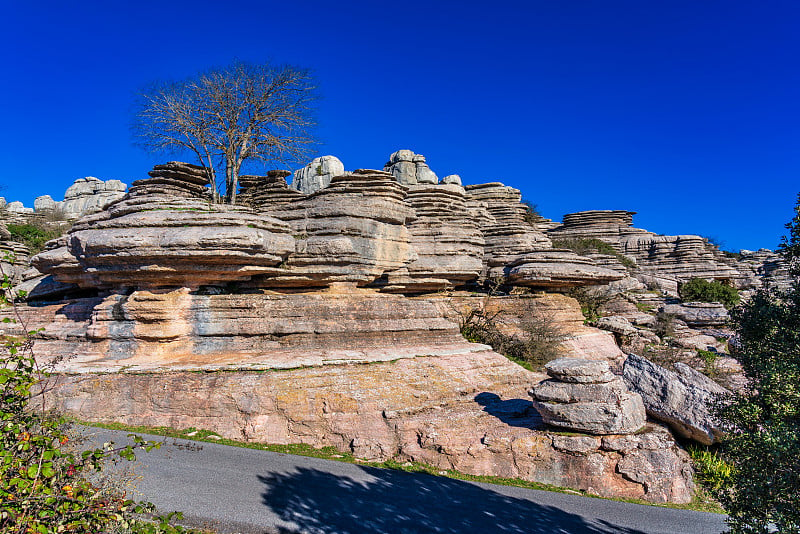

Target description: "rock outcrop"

left=660, top=302, right=729, bottom=327
left=464, top=184, right=623, bottom=289
left=623, top=353, right=729, bottom=445
left=548, top=210, right=743, bottom=292
left=291, top=155, right=345, bottom=194
left=530, top=358, right=646, bottom=434
left=33, top=162, right=294, bottom=289
left=383, top=150, right=439, bottom=185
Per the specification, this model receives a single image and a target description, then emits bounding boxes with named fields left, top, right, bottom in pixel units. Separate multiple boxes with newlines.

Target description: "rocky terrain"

left=0, top=150, right=789, bottom=504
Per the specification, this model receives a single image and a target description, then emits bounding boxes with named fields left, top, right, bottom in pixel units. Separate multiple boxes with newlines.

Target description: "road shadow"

left=258, top=465, right=647, bottom=534
left=474, top=391, right=543, bottom=429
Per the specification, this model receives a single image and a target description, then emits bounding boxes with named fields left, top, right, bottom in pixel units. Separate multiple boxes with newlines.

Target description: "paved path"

left=87, top=428, right=727, bottom=534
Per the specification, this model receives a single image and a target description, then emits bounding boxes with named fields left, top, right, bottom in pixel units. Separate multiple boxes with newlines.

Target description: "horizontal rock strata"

left=530, top=358, right=646, bottom=434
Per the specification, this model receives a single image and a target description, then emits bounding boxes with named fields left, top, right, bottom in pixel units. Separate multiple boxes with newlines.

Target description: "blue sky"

left=2, top=0, right=798, bottom=251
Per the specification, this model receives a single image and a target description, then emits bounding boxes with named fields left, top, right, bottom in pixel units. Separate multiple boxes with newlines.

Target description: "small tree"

left=713, top=194, right=800, bottom=533
left=133, top=61, right=318, bottom=204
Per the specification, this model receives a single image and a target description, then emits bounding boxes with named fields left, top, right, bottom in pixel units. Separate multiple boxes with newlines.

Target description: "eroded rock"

left=530, top=358, right=646, bottom=434
left=622, top=353, right=729, bottom=444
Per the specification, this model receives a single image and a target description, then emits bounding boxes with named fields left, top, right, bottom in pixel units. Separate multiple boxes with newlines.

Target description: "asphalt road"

left=85, top=428, right=728, bottom=534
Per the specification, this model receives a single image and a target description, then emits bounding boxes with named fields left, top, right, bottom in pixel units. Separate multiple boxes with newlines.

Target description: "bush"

left=458, top=298, right=566, bottom=370
left=679, top=278, right=740, bottom=309
left=6, top=223, right=64, bottom=254
left=689, top=445, right=733, bottom=492
left=521, top=200, right=541, bottom=226
left=0, top=269, right=190, bottom=533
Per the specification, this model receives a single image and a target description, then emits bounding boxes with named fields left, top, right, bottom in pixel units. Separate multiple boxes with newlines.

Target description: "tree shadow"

left=258, top=465, right=648, bottom=534
left=474, top=391, right=543, bottom=429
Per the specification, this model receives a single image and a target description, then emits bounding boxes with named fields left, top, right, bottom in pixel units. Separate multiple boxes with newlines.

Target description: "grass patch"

left=80, top=420, right=725, bottom=514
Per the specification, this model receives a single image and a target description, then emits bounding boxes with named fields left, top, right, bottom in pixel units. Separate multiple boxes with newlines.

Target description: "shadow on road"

left=259, top=465, right=647, bottom=534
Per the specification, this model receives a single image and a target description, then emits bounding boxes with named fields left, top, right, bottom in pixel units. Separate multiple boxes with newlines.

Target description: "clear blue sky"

left=2, top=0, right=798, bottom=251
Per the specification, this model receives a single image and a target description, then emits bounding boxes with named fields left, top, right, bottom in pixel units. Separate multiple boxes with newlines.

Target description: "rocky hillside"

left=0, top=151, right=787, bottom=504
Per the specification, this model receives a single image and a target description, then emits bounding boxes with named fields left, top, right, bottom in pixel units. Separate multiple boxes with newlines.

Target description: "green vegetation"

left=688, top=446, right=732, bottom=492
left=710, top=193, right=800, bottom=533
left=551, top=238, right=636, bottom=269
left=0, top=272, right=193, bottom=533
left=83, top=420, right=724, bottom=514
left=679, top=278, right=740, bottom=309
left=567, top=286, right=615, bottom=322
left=521, top=200, right=541, bottom=225
left=6, top=223, right=63, bottom=254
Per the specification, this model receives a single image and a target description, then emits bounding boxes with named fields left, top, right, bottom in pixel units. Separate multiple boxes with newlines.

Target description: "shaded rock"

left=530, top=358, right=646, bottom=434
left=622, top=353, right=729, bottom=444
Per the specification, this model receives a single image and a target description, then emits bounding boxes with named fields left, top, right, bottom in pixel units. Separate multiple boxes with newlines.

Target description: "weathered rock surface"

left=39, top=354, right=693, bottom=503
left=291, top=155, right=345, bottom=194
left=383, top=149, right=438, bottom=185
left=33, top=162, right=295, bottom=289
left=548, top=210, right=744, bottom=292
left=383, top=183, right=484, bottom=291
left=464, top=184, right=623, bottom=288
left=660, top=302, right=729, bottom=327
left=530, top=358, right=646, bottom=434
left=623, top=353, right=729, bottom=445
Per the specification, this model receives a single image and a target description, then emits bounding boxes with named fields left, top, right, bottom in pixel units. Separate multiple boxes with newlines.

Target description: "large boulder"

left=530, top=357, right=646, bottom=434
left=660, top=302, right=729, bottom=327
left=622, top=353, right=729, bottom=445
left=291, top=156, right=345, bottom=194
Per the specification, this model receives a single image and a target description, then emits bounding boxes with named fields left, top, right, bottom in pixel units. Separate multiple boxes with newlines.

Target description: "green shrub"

left=6, top=223, right=63, bottom=254
left=711, top=193, right=800, bottom=533
left=551, top=238, right=635, bottom=269
left=679, top=278, right=740, bottom=309
left=688, top=446, right=732, bottom=492
left=521, top=200, right=541, bottom=225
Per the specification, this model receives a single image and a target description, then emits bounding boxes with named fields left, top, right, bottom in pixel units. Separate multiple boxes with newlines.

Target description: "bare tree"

left=133, top=61, right=318, bottom=204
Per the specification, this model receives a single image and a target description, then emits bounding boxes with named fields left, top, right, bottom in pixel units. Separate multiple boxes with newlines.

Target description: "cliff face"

left=5, top=153, right=783, bottom=504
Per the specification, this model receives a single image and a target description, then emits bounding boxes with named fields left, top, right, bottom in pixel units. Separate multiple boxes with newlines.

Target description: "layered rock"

left=33, top=162, right=295, bottom=289
left=465, top=184, right=623, bottom=288
left=0, top=225, right=29, bottom=284
left=548, top=210, right=743, bottom=292
left=530, top=358, right=646, bottom=434
left=383, top=150, right=438, bottom=185
left=660, top=302, right=729, bottom=327
left=291, top=155, right=345, bottom=194
left=623, top=353, right=729, bottom=445
left=381, top=183, right=484, bottom=291
left=38, top=352, right=693, bottom=503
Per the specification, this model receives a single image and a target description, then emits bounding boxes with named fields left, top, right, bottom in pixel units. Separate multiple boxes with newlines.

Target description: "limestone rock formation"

left=530, top=358, right=646, bottom=434
left=33, top=162, right=295, bottom=289
left=623, top=353, right=729, bottom=445
left=465, top=184, right=623, bottom=288
left=291, top=155, right=345, bottom=194
left=660, top=302, right=729, bottom=327
left=383, top=183, right=484, bottom=291
left=61, top=176, right=127, bottom=217
left=548, top=210, right=742, bottom=292
left=383, top=150, right=438, bottom=185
